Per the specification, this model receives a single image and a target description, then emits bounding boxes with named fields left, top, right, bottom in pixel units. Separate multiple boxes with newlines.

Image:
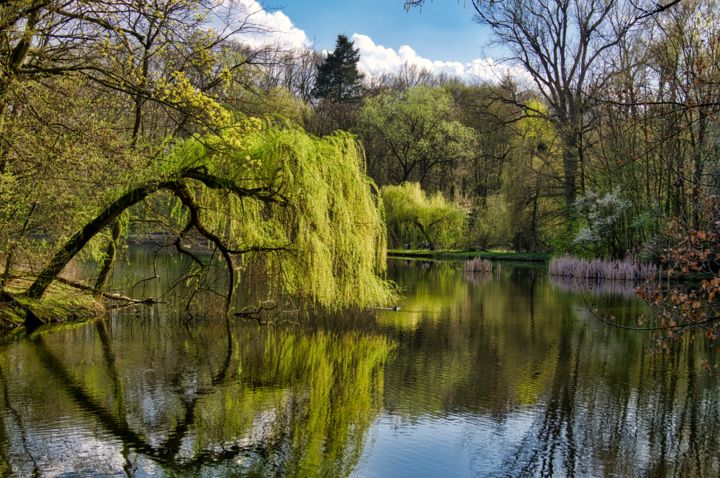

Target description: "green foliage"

left=177, top=120, right=393, bottom=308
left=381, top=182, right=466, bottom=250
left=0, top=75, right=144, bottom=268
left=443, top=81, right=515, bottom=201
left=240, top=87, right=312, bottom=124
left=468, top=194, right=511, bottom=248
left=466, top=101, right=561, bottom=251
left=34, top=116, right=393, bottom=311
left=0, top=0, right=398, bottom=317
left=0, top=16, right=397, bottom=312
left=357, top=86, right=475, bottom=191
left=313, top=34, right=364, bottom=102
left=501, top=100, right=563, bottom=251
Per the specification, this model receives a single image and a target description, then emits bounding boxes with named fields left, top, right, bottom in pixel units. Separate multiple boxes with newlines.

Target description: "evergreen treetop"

left=313, top=34, right=365, bottom=102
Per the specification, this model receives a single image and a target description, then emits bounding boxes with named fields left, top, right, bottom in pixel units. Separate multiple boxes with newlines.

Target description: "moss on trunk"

left=0, top=282, right=103, bottom=330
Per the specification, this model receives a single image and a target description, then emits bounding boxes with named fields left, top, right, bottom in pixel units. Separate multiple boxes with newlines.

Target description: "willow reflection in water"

left=0, top=314, right=392, bottom=476
left=0, top=259, right=719, bottom=477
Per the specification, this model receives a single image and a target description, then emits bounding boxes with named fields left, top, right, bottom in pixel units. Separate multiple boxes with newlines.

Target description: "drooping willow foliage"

left=20, top=117, right=395, bottom=312
left=172, top=119, right=394, bottom=309
left=381, top=182, right=467, bottom=250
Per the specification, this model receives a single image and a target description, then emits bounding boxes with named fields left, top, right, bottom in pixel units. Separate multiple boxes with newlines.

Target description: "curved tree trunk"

left=25, top=180, right=180, bottom=299
left=93, top=219, right=123, bottom=297
left=24, top=168, right=281, bottom=301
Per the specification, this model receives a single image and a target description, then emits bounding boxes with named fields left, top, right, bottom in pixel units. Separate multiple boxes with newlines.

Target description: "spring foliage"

left=381, top=182, right=466, bottom=249
left=358, top=86, right=475, bottom=189
left=16, top=116, right=395, bottom=312
left=171, top=119, right=393, bottom=309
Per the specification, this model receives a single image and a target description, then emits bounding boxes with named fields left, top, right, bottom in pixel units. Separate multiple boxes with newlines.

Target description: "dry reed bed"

left=549, top=255, right=659, bottom=282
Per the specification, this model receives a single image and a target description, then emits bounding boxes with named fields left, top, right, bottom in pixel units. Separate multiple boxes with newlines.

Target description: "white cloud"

left=230, top=0, right=311, bottom=50
left=225, top=2, right=527, bottom=84
left=352, top=34, right=529, bottom=85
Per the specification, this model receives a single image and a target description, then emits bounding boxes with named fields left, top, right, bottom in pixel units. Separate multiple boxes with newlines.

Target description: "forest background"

left=0, top=0, right=719, bottom=329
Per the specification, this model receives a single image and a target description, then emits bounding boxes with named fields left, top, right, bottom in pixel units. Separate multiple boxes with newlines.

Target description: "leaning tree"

left=2, top=116, right=395, bottom=326
left=1, top=1, right=396, bottom=327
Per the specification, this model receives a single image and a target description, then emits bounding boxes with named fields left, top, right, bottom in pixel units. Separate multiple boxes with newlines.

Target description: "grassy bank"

left=387, top=249, right=550, bottom=262
left=0, top=280, right=103, bottom=330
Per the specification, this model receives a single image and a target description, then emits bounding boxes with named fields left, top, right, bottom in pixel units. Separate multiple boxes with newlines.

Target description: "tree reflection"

left=0, top=315, right=392, bottom=476
left=2, top=260, right=719, bottom=476
left=379, top=261, right=720, bottom=477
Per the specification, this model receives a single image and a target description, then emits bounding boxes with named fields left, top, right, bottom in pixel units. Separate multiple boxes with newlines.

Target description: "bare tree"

left=405, top=0, right=667, bottom=225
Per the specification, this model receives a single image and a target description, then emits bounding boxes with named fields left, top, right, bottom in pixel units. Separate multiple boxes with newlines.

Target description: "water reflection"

left=0, top=315, right=392, bottom=476
left=0, top=258, right=718, bottom=477
left=361, top=261, right=719, bottom=477
left=548, top=274, right=643, bottom=299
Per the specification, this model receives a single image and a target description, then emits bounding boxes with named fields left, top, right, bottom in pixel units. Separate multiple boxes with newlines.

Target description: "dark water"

left=0, top=258, right=718, bottom=477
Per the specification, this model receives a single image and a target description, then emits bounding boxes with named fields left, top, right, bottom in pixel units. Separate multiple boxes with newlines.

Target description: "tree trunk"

left=24, top=168, right=280, bottom=301
left=531, top=176, right=540, bottom=250
left=25, top=180, right=180, bottom=299
left=0, top=290, right=41, bottom=327
left=93, top=219, right=123, bottom=296
left=413, top=220, right=435, bottom=250
left=562, top=138, right=579, bottom=226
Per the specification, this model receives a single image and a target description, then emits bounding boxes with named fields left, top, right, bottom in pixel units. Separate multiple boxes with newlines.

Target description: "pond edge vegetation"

left=1, top=120, right=398, bottom=330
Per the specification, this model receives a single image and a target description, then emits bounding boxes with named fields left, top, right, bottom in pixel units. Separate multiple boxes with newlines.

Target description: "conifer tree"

left=313, top=35, right=365, bottom=102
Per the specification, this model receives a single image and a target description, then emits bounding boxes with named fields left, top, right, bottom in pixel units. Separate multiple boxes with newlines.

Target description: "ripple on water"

left=1, top=260, right=718, bottom=477
left=354, top=409, right=539, bottom=478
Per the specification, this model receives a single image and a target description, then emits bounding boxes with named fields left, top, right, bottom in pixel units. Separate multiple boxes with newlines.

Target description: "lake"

left=0, top=257, right=718, bottom=476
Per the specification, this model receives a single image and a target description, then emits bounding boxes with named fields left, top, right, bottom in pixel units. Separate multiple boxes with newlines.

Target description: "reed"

left=548, top=255, right=659, bottom=282
left=548, top=275, right=641, bottom=298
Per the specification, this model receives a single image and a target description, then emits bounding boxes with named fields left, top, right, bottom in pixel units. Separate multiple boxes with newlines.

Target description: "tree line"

left=1, top=0, right=719, bottom=324
left=305, top=0, right=719, bottom=260
left=314, top=0, right=720, bottom=342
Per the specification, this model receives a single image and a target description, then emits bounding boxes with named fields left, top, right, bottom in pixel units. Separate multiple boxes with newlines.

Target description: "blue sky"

left=272, top=0, right=495, bottom=63
left=237, top=1, right=523, bottom=83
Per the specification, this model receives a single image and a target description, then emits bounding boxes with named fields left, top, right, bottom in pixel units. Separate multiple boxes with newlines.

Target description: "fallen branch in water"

left=54, top=276, right=162, bottom=304
left=234, top=300, right=282, bottom=325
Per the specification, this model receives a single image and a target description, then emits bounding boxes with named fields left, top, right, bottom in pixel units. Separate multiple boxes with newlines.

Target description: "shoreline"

left=387, top=249, right=550, bottom=262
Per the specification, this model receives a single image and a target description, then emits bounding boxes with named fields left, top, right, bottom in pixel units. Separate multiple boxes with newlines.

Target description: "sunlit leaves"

left=358, top=86, right=475, bottom=190
left=381, top=182, right=467, bottom=249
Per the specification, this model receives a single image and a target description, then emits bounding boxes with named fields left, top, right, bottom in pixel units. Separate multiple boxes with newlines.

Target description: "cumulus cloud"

left=226, top=2, right=527, bottom=84
left=352, top=34, right=529, bottom=84
left=230, top=0, right=311, bottom=50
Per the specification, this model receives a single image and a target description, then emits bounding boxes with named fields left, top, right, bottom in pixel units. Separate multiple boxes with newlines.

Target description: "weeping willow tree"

left=381, top=182, right=467, bottom=250
left=6, top=116, right=393, bottom=325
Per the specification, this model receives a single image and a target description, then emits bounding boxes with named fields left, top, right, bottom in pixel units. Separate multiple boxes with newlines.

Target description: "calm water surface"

left=0, top=258, right=718, bottom=477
